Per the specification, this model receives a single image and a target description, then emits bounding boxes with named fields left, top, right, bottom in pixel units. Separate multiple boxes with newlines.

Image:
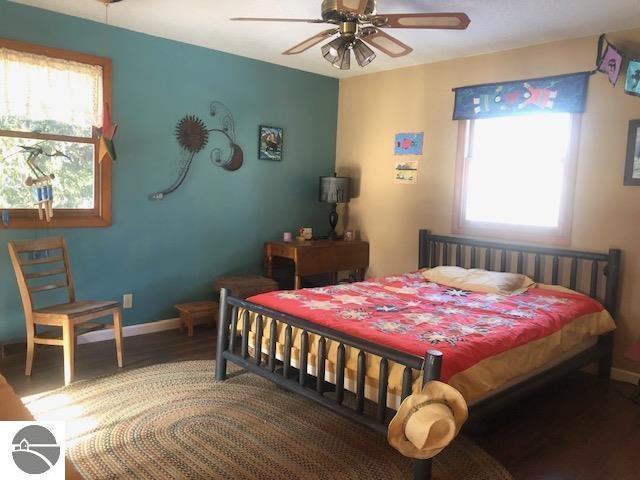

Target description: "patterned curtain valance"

left=452, top=72, right=590, bottom=120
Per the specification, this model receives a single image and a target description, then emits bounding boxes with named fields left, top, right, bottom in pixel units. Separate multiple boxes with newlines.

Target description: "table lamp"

left=319, top=173, right=351, bottom=240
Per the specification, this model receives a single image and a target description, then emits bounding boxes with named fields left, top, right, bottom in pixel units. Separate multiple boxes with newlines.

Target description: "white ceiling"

left=10, top=0, right=640, bottom=78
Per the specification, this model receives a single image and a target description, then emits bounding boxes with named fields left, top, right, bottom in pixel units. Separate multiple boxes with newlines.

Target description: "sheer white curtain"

left=0, top=47, right=103, bottom=130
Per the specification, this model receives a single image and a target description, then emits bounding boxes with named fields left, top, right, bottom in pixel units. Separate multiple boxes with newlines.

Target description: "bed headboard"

left=418, top=230, right=621, bottom=318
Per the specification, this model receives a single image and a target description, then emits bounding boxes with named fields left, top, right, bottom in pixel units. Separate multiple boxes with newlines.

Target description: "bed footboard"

left=215, top=287, right=444, bottom=480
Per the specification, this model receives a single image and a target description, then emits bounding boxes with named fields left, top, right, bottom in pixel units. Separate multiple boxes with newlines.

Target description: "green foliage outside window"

left=0, top=116, right=95, bottom=209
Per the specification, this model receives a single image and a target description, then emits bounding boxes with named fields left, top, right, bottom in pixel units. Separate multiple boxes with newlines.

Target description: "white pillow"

left=422, top=266, right=535, bottom=295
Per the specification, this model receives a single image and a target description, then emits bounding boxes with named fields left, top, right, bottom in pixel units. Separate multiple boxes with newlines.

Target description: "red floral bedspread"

left=248, top=271, right=605, bottom=381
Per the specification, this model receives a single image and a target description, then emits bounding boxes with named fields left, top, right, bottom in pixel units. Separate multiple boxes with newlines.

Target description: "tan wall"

left=336, top=29, right=640, bottom=374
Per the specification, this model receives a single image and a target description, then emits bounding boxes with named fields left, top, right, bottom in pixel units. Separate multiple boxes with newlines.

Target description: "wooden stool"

left=174, top=300, right=218, bottom=337
left=212, top=274, right=279, bottom=299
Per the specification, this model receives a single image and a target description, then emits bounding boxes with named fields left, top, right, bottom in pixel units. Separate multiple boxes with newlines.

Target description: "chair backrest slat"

left=11, top=236, right=65, bottom=253
left=29, top=282, right=69, bottom=294
left=19, top=255, right=65, bottom=266
left=24, top=267, right=67, bottom=280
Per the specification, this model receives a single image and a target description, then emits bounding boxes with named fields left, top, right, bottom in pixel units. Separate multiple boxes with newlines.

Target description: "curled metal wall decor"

left=150, top=101, right=243, bottom=200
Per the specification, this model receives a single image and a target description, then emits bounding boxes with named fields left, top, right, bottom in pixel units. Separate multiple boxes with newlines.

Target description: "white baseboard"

left=75, top=316, right=210, bottom=345
left=582, top=364, right=639, bottom=385
left=611, top=367, right=640, bottom=385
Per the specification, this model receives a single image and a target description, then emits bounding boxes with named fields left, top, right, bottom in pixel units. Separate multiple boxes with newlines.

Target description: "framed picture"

left=624, top=119, right=640, bottom=186
left=624, top=59, right=640, bottom=97
left=258, top=125, right=283, bottom=161
left=394, top=132, right=424, bottom=155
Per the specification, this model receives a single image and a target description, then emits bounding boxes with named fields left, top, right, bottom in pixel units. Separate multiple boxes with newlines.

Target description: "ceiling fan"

left=231, top=0, right=470, bottom=70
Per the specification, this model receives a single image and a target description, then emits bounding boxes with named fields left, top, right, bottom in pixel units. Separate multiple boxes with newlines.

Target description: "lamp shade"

left=321, top=37, right=345, bottom=65
left=353, top=39, right=376, bottom=67
left=319, top=175, right=351, bottom=203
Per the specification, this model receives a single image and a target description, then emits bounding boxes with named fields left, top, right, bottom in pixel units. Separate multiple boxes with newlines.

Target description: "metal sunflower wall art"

left=150, top=102, right=244, bottom=200
left=175, top=115, right=209, bottom=153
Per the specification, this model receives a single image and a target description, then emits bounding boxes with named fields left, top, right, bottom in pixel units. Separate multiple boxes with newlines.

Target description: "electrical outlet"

left=123, top=293, right=133, bottom=309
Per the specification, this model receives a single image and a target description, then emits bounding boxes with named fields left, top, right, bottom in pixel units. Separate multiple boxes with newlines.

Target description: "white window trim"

left=452, top=115, right=581, bottom=245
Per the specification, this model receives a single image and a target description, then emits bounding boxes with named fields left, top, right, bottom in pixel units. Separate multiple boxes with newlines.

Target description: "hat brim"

left=387, top=381, right=468, bottom=459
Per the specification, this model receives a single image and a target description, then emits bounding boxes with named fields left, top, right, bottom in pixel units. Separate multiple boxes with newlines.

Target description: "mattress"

left=240, top=271, right=615, bottom=407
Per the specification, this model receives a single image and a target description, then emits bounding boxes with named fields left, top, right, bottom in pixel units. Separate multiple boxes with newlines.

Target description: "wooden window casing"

left=0, top=38, right=112, bottom=228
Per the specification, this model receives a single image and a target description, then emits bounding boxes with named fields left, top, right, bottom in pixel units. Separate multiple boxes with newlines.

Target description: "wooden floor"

left=1, top=327, right=638, bottom=480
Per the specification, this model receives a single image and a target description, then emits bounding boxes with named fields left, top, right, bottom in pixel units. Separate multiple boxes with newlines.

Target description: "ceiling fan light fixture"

left=322, top=41, right=351, bottom=70
left=332, top=45, right=351, bottom=70
left=353, top=39, right=376, bottom=67
left=321, top=36, right=346, bottom=64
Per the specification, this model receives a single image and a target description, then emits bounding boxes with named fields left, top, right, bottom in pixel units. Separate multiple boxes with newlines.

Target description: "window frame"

left=0, top=37, right=112, bottom=228
left=452, top=114, right=581, bottom=245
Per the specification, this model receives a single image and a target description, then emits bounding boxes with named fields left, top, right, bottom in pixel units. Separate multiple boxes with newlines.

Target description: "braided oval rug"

left=25, top=360, right=512, bottom=480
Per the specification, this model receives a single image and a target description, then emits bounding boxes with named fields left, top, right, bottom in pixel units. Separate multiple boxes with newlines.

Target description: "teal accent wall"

left=0, top=0, right=338, bottom=342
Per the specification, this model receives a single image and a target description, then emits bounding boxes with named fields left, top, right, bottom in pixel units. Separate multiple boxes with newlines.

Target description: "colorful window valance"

left=452, top=72, right=590, bottom=120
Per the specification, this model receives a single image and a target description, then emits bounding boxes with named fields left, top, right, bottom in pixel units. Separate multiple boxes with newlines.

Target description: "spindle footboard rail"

left=215, top=289, right=443, bottom=480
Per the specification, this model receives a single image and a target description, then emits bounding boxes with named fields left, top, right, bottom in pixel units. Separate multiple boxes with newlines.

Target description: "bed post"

left=419, top=230, right=432, bottom=269
left=215, top=288, right=230, bottom=381
left=413, top=349, right=443, bottom=480
left=599, top=248, right=621, bottom=379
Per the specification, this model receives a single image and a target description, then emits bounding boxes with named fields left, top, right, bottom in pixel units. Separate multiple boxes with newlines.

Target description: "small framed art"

left=258, top=125, right=283, bottom=161
left=625, top=59, right=640, bottom=97
left=624, top=119, right=640, bottom=186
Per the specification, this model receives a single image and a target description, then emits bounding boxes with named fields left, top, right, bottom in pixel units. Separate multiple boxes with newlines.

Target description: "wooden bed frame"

left=215, top=230, right=621, bottom=480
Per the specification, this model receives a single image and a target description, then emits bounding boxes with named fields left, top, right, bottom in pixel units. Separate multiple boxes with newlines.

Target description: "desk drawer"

left=296, top=243, right=369, bottom=276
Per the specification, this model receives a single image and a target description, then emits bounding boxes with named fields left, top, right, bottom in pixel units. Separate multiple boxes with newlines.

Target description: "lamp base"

left=328, top=203, right=338, bottom=240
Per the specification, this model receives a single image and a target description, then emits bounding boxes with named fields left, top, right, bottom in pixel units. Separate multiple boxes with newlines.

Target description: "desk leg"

left=294, top=275, right=302, bottom=290
left=186, top=313, right=194, bottom=337
left=266, top=255, right=274, bottom=278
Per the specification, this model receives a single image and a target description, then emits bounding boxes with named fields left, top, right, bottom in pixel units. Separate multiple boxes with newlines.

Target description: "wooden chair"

left=8, top=236, right=123, bottom=385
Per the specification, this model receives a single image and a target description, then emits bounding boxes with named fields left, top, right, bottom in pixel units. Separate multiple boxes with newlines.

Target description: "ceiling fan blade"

left=336, top=0, right=369, bottom=15
left=230, top=17, right=326, bottom=23
left=283, top=29, right=339, bottom=55
left=370, top=12, right=470, bottom=30
left=360, top=27, right=413, bottom=58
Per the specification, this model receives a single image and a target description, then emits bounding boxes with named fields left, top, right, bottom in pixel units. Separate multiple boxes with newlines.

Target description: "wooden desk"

left=265, top=240, right=369, bottom=289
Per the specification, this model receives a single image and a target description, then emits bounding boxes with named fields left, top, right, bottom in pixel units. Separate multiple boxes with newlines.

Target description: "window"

left=0, top=38, right=112, bottom=227
left=453, top=113, right=580, bottom=244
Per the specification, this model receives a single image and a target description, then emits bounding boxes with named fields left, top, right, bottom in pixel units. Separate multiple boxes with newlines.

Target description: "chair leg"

left=25, top=331, right=35, bottom=376
left=62, top=319, right=75, bottom=385
left=113, top=309, right=124, bottom=368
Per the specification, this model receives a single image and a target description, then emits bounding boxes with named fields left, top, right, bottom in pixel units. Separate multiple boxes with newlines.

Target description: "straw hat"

left=387, top=381, right=468, bottom=459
